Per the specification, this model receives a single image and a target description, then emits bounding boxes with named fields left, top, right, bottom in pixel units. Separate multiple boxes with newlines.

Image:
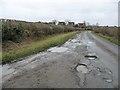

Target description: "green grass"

left=95, top=33, right=120, bottom=46
left=2, top=32, right=77, bottom=64
left=0, top=52, right=2, bottom=63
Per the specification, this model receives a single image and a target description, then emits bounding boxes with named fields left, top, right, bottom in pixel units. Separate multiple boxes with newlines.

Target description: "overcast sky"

left=0, top=0, right=119, bottom=26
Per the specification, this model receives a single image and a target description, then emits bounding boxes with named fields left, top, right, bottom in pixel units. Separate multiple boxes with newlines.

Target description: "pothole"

left=75, top=64, right=88, bottom=74
left=85, top=52, right=97, bottom=60
left=70, top=39, right=78, bottom=43
left=106, top=79, right=112, bottom=83
left=47, top=47, right=68, bottom=53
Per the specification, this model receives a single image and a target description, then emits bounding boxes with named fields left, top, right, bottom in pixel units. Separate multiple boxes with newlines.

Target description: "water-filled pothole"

left=75, top=64, right=88, bottom=74
left=85, top=52, right=97, bottom=60
left=106, top=79, right=112, bottom=83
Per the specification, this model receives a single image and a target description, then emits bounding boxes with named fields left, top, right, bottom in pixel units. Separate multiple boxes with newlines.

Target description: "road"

left=2, top=31, right=118, bottom=88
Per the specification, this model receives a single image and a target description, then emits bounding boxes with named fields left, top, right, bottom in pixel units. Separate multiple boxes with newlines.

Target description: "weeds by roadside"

left=2, top=32, right=77, bottom=64
left=94, top=33, right=120, bottom=46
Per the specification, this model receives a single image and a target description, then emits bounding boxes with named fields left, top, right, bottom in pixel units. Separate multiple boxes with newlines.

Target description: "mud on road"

left=2, top=31, right=118, bottom=88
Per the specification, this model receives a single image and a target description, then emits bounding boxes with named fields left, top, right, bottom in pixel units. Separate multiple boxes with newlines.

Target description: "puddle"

left=88, top=57, right=96, bottom=60
left=85, top=52, right=97, bottom=60
left=87, top=42, right=93, bottom=44
left=47, top=47, right=68, bottom=53
left=87, top=41, right=95, bottom=47
left=106, top=79, right=112, bottom=83
left=76, top=64, right=88, bottom=74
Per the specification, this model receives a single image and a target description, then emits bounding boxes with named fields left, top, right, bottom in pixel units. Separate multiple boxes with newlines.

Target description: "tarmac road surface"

left=2, top=31, right=118, bottom=88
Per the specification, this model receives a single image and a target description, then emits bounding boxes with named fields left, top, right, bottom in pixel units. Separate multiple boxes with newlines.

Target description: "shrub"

left=2, top=19, right=80, bottom=43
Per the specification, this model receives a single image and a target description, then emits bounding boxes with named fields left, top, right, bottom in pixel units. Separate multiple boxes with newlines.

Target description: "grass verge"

left=94, top=33, right=120, bottom=46
left=2, top=32, right=77, bottom=64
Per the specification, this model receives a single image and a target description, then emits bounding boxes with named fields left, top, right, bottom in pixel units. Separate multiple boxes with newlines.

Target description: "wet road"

left=80, top=31, right=118, bottom=88
left=2, top=31, right=118, bottom=88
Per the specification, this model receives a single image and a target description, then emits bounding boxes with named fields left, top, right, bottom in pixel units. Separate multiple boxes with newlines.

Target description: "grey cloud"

left=0, top=0, right=119, bottom=26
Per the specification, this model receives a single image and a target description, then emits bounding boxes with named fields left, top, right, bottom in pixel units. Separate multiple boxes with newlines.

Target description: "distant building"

left=58, top=22, right=66, bottom=25
left=86, top=26, right=92, bottom=30
left=38, top=21, right=41, bottom=23
left=74, top=24, right=79, bottom=27
left=67, top=22, right=75, bottom=26
left=78, top=23, right=86, bottom=28
left=0, top=19, right=7, bottom=22
left=49, top=22, right=56, bottom=25
left=0, top=19, right=3, bottom=22
left=42, top=22, right=49, bottom=24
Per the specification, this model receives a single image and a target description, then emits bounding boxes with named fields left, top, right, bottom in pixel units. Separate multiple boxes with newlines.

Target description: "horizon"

left=0, top=0, right=119, bottom=26
left=0, top=18, right=118, bottom=27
